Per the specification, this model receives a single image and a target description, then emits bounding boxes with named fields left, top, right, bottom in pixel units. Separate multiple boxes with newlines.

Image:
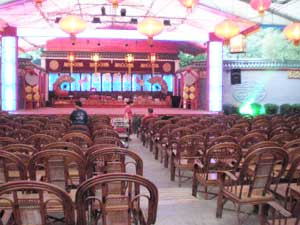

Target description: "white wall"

left=223, top=70, right=300, bottom=106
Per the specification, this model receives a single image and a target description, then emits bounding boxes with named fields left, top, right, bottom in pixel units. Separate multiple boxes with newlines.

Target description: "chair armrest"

left=266, top=201, right=292, bottom=218
left=222, top=171, right=238, bottom=181
left=194, top=160, right=204, bottom=170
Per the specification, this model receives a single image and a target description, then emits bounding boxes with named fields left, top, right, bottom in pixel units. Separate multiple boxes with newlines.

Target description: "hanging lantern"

left=107, top=0, right=125, bottom=9
left=68, top=53, right=75, bottom=74
left=214, top=20, right=240, bottom=45
left=34, top=0, right=45, bottom=7
left=284, top=22, right=300, bottom=46
left=125, top=53, right=134, bottom=75
left=250, top=0, right=271, bottom=16
left=91, top=53, right=101, bottom=75
left=59, top=15, right=87, bottom=39
left=179, top=0, right=198, bottom=12
left=137, top=18, right=164, bottom=44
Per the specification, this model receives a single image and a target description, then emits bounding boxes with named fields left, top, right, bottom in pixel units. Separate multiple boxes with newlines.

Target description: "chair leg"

left=149, top=140, right=153, bottom=152
left=216, top=191, right=224, bottom=218
left=170, top=160, right=175, bottom=181
left=192, top=172, right=198, bottom=197
left=178, top=169, right=182, bottom=187
left=204, top=186, right=208, bottom=200
left=164, top=152, right=169, bottom=168
left=236, top=204, right=241, bottom=225
left=154, top=145, right=158, bottom=160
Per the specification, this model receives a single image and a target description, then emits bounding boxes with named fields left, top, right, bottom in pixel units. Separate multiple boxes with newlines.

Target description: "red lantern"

left=107, top=0, right=125, bottom=9
left=214, top=20, right=240, bottom=45
left=179, top=0, right=198, bottom=12
left=137, top=18, right=164, bottom=44
left=34, top=0, right=45, bottom=7
left=284, top=22, right=300, bottom=46
left=250, top=0, right=271, bottom=16
left=59, top=15, right=87, bottom=39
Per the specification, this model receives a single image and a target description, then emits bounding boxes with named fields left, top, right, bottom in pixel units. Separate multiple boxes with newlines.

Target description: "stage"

left=11, top=107, right=215, bottom=116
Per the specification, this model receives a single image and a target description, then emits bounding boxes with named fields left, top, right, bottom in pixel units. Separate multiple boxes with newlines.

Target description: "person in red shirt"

left=124, top=100, right=133, bottom=135
left=141, top=108, right=157, bottom=127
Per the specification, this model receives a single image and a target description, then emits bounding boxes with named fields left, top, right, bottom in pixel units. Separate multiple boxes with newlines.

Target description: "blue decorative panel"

left=123, top=74, right=131, bottom=91
left=152, top=74, right=162, bottom=92
left=102, top=73, right=112, bottom=92
left=143, top=74, right=152, bottom=91
left=48, top=73, right=59, bottom=91
left=81, top=73, right=91, bottom=91
left=113, top=73, right=122, bottom=91
left=132, top=74, right=141, bottom=91
left=163, top=74, right=174, bottom=92
left=71, top=73, right=80, bottom=91
left=91, top=73, right=101, bottom=91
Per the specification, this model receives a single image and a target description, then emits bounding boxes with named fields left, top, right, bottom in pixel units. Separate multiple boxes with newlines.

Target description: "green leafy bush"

left=291, top=104, right=300, bottom=113
left=280, top=104, right=292, bottom=114
left=264, top=103, right=279, bottom=115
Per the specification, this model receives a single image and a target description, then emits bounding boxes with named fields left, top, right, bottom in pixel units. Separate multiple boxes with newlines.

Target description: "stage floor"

left=11, top=107, right=215, bottom=116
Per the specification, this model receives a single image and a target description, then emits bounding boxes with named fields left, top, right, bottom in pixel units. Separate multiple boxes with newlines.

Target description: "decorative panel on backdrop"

left=163, top=74, right=174, bottom=92
left=113, top=73, right=122, bottom=91
left=71, top=73, right=80, bottom=91
left=81, top=74, right=91, bottom=91
left=91, top=74, right=101, bottom=91
left=123, top=74, right=131, bottom=91
left=49, top=73, right=59, bottom=91
left=152, top=75, right=162, bottom=92
left=102, top=73, right=112, bottom=92
left=132, top=74, right=142, bottom=91
left=143, top=74, right=152, bottom=91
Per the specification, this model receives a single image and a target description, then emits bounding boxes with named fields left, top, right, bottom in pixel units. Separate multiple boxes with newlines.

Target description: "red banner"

left=46, top=59, right=175, bottom=74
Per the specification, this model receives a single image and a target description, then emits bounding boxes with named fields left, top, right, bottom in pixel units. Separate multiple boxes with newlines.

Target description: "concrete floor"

left=128, top=135, right=260, bottom=225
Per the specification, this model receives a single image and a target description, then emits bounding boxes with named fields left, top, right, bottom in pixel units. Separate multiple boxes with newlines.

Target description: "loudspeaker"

left=231, top=69, right=241, bottom=85
left=171, top=96, right=181, bottom=108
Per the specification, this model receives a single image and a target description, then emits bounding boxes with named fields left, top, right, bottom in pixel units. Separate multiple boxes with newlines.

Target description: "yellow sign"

left=288, top=71, right=300, bottom=79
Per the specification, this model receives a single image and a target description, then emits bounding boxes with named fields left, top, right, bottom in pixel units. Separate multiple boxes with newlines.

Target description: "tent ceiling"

left=0, top=0, right=299, bottom=52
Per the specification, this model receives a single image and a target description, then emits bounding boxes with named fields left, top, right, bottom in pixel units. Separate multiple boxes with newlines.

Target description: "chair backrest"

left=0, top=137, right=18, bottom=148
left=25, top=134, right=56, bottom=151
left=93, top=136, right=124, bottom=147
left=0, top=150, right=27, bottom=183
left=0, top=180, right=75, bottom=225
left=62, top=132, right=93, bottom=148
left=92, top=128, right=119, bottom=139
left=10, top=128, right=34, bottom=141
left=208, top=135, right=237, bottom=148
left=238, top=147, right=288, bottom=198
left=43, top=141, right=84, bottom=157
left=246, top=141, right=281, bottom=157
left=86, top=147, right=143, bottom=178
left=2, top=144, right=38, bottom=165
left=223, top=128, right=245, bottom=140
left=176, top=135, right=206, bottom=160
left=283, top=138, right=300, bottom=150
left=270, top=133, right=295, bottom=146
left=28, top=149, right=86, bottom=191
left=204, top=143, right=242, bottom=171
left=76, top=173, right=158, bottom=225
left=239, top=132, right=268, bottom=149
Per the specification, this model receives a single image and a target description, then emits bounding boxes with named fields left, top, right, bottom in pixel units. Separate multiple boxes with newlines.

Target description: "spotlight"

left=130, top=18, right=138, bottom=24
left=101, top=6, right=106, bottom=15
left=55, top=17, right=61, bottom=23
left=92, top=17, right=101, bottom=23
left=163, top=20, right=171, bottom=26
left=120, top=8, right=126, bottom=16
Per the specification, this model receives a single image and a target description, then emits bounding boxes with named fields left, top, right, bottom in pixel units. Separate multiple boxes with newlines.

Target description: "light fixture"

left=163, top=20, right=171, bottom=26
left=150, top=53, right=156, bottom=75
left=130, top=18, right=138, bottom=24
left=68, top=52, right=75, bottom=74
left=250, top=0, right=271, bottom=16
left=137, top=18, right=164, bottom=44
left=55, top=17, right=61, bottom=23
left=125, top=51, right=134, bottom=75
left=34, top=0, right=45, bottom=7
left=91, top=53, right=101, bottom=75
left=283, top=22, right=300, bottom=46
left=59, top=15, right=87, bottom=39
left=101, top=6, right=106, bottom=15
left=214, top=19, right=240, bottom=45
left=107, top=0, right=125, bottom=9
left=179, top=0, right=198, bottom=12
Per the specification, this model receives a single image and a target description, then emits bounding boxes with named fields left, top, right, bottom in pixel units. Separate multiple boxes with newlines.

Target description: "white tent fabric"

left=0, top=0, right=299, bottom=51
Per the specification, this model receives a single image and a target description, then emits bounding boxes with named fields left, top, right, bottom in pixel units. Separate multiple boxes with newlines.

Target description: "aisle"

left=128, top=135, right=259, bottom=225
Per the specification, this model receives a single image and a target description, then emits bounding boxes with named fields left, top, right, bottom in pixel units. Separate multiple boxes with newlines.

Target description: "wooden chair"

left=28, top=149, right=86, bottom=192
left=192, top=142, right=242, bottom=199
left=93, top=128, right=120, bottom=140
left=22, top=124, right=41, bottom=132
left=86, top=147, right=143, bottom=178
left=76, top=173, right=158, bottom=225
left=43, top=141, right=84, bottom=157
left=62, top=132, right=93, bottom=150
left=25, top=134, right=56, bottom=151
left=39, top=129, right=62, bottom=139
left=0, top=150, right=27, bottom=183
left=260, top=186, right=300, bottom=225
left=2, top=144, right=38, bottom=165
left=165, top=127, right=193, bottom=168
left=10, top=128, right=34, bottom=142
left=155, top=124, right=179, bottom=161
left=216, top=147, right=289, bottom=224
left=149, top=120, right=171, bottom=153
left=239, top=132, right=268, bottom=156
left=283, top=138, right=300, bottom=150
left=170, top=135, right=205, bottom=186
left=0, top=180, right=75, bottom=225
left=223, top=128, right=246, bottom=141
left=0, top=124, right=14, bottom=136
left=0, top=137, right=18, bottom=148
left=271, top=133, right=295, bottom=146
left=207, top=135, right=237, bottom=148
left=68, top=124, right=90, bottom=135
left=198, top=128, right=223, bottom=147
left=93, top=136, right=124, bottom=147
